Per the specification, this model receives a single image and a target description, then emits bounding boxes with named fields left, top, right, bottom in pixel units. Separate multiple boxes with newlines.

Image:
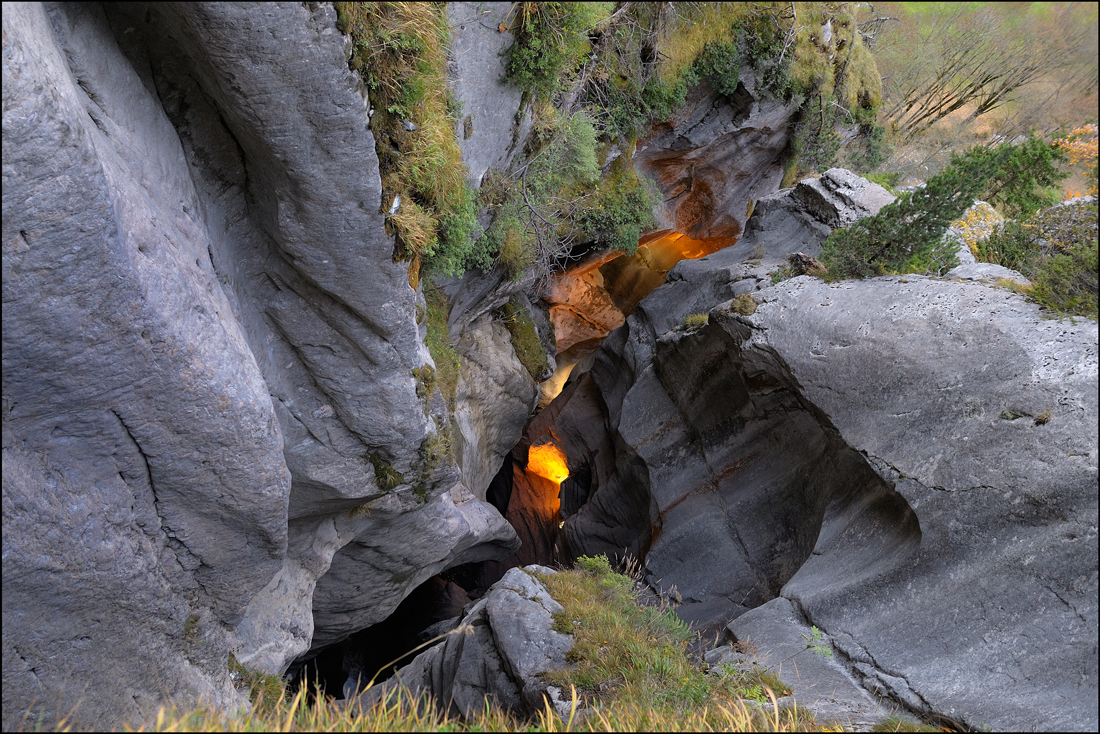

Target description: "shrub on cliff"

left=978, top=200, right=1098, bottom=319
left=820, top=134, right=1068, bottom=278
left=505, top=2, right=613, bottom=101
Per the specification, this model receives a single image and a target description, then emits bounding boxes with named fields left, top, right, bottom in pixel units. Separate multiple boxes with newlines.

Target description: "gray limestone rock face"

left=3, top=3, right=286, bottom=728
left=717, top=598, right=892, bottom=730
left=453, top=312, right=540, bottom=502
left=547, top=172, right=1097, bottom=729
left=446, top=2, right=527, bottom=189
left=3, top=2, right=518, bottom=727
left=634, top=72, right=802, bottom=242
left=348, top=565, right=573, bottom=719
left=727, top=276, right=1097, bottom=731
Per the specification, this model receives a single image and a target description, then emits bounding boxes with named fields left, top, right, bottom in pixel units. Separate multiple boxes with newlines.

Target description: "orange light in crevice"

left=526, top=443, right=570, bottom=485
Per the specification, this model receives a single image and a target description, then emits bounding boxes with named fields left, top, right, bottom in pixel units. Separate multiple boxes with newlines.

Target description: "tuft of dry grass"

left=680, top=313, right=710, bottom=331
left=336, top=2, right=472, bottom=272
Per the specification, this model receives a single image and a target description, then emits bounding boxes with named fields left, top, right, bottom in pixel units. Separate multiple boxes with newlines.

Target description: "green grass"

left=335, top=2, right=483, bottom=278
left=534, top=556, right=810, bottom=730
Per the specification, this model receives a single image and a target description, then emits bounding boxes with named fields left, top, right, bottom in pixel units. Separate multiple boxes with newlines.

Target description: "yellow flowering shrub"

left=950, top=201, right=1004, bottom=256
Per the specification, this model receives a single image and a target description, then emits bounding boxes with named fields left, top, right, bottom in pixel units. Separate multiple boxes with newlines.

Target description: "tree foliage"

left=820, top=134, right=1067, bottom=278
left=878, top=4, right=1098, bottom=143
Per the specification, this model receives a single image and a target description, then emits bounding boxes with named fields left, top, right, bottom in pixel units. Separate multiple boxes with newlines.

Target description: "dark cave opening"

left=286, top=431, right=586, bottom=701
left=287, top=571, right=473, bottom=700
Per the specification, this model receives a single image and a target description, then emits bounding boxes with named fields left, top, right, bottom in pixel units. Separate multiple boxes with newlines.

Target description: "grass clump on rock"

left=536, top=555, right=814, bottom=731
left=680, top=313, right=710, bottom=331
left=335, top=2, right=482, bottom=279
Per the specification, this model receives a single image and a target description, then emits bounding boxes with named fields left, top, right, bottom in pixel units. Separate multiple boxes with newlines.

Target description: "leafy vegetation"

left=475, top=109, right=659, bottom=288
left=979, top=201, right=1098, bottom=320
left=505, top=2, right=613, bottom=102
left=820, top=133, right=1067, bottom=278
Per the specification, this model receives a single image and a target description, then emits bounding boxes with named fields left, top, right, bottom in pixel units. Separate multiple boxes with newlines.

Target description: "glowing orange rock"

left=526, top=443, right=570, bottom=485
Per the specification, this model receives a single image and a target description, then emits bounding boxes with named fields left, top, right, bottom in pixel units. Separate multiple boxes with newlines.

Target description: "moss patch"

left=423, top=281, right=461, bottom=407
left=368, top=453, right=405, bottom=491
left=228, top=653, right=285, bottom=714
left=499, top=298, right=548, bottom=380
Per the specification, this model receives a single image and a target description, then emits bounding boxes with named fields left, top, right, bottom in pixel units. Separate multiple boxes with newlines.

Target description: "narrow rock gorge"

left=3, top=3, right=1097, bottom=732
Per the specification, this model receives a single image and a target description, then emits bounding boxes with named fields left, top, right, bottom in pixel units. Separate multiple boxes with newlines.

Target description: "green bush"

left=1030, top=238, right=1098, bottom=319
left=433, top=185, right=484, bottom=276
left=977, top=220, right=1035, bottom=272
left=848, top=124, right=894, bottom=174
left=820, top=134, right=1068, bottom=279
left=978, top=201, right=1098, bottom=319
left=505, top=2, right=612, bottom=101
left=734, top=12, right=795, bottom=102
left=691, top=41, right=741, bottom=97
left=578, top=160, right=661, bottom=253
left=973, top=134, right=1068, bottom=219
left=475, top=110, right=657, bottom=277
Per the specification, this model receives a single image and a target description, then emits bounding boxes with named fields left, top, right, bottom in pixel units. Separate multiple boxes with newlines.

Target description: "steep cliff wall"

left=2, top=3, right=519, bottom=727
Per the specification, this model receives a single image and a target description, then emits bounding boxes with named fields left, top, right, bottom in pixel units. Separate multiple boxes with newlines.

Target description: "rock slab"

left=349, top=565, right=574, bottom=719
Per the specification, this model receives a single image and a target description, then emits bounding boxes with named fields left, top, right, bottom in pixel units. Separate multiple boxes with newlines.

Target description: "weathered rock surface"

left=452, top=313, right=540, bottom=503
left=635, top=71, right=801, bottom=241
left=446, top=2, right=527, bottom=189
left=349, top=566, right=574, bottom=719
left=539, top=173, right=1097, bottom=729
left=706, top=599, right=893, bottom=731
left=3, top=2, right=517, bottom=727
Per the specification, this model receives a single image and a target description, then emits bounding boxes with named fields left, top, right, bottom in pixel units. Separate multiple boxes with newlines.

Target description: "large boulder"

left=3, top=3, right=518, bottom=727
left=543, top=175, right=1097, bottom=729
